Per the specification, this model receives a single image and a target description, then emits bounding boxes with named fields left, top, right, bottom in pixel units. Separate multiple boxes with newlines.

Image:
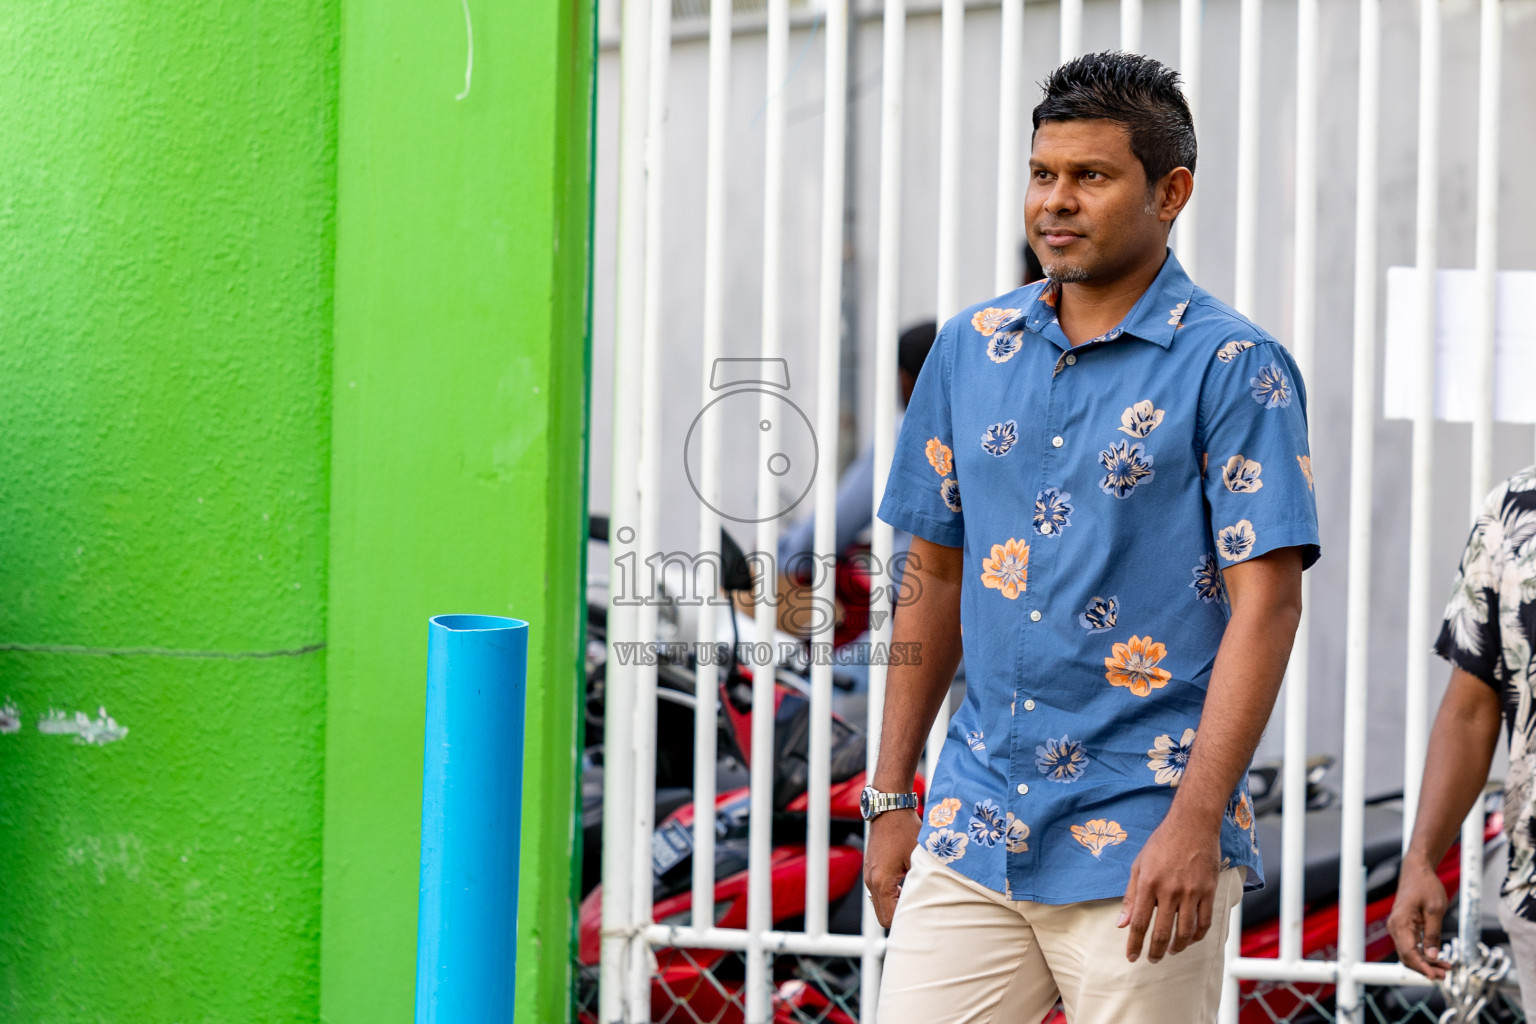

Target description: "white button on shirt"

left=1017, top=783, right=1030, bottom=795
left=1024, top=699, right=1037, bottom=712
left=1051, top=435, right=1064, bottom=448
left=1065, top=353, right=1077, bottom=366
left=1030, top=610, right=1042, bottom=622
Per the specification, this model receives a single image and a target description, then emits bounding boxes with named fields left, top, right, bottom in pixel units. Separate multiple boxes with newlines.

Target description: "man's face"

left=1026, top=119, right=1170, bottom=285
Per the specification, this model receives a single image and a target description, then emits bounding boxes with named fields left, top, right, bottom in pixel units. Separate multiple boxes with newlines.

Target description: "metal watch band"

left=870, top=791, right=919, bottom=815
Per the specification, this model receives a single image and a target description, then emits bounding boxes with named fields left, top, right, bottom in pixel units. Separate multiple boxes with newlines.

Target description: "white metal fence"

left=595, top=0, right=1534, bottom=1019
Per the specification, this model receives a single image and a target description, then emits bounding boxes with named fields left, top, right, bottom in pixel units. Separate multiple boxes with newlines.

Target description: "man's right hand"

left=1388, top=856, right=1453, bottom=980
left=864, top=809, right=922, bottom=928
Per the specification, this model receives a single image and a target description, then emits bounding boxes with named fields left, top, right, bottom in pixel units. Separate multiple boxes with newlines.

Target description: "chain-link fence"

left=576, top=951, right=1528, bottom=1023
left=1237, top=977, right=1526, bottom=1024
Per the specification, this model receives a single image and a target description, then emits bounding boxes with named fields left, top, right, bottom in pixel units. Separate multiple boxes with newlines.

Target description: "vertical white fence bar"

left=1402, top=0, right=1440, bottom=848
left=1336, top=0, right=1380, bottom=1015
left=746, top=0, right=791, bottom=1015
left=600, top=0, right=651, bottom=1015
left=994, top=0, right=1025, bottom=296
left=805, top=0, right=850, bottom=941
left=1461, top=788, right=1486, bottom=952
left=1461, top=0, right=1502, bottom=953
left=691, top=0, right=733, bottom=933
left=864, top=0, right=907, bottom=1013
left=1121, top=0, right=1143, bottom=53
left=1232, top=0, right=1261, bottom=316
left=1177, top=0, right=1201, bottom=278
left=1062, top=0, right=1087, bottom=65
left=1223, top=0, right=1315, bottom=991
left=926, top=0, right=966, bottom=788
left=1061, top=0, right=1083, bottom=65
left=1280, top=0, right=1318, bottom=968
left=627, top=0, right=673, bottom=1010
left=1470, top=0, right=1500, bottom=520
left=935, top=0, right=964, bottom=324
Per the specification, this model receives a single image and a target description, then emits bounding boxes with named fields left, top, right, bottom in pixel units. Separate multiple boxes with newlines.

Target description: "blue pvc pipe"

left=415, top=614, right=529, bottom=1024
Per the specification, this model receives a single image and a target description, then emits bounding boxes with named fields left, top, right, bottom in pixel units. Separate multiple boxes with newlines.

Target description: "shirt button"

left=1017, top=783, right=1030, bottom=795
left=1052, top=435, right=1064, bottom=448
left=1030, top=610, right=1042, bottom=622
left=1024, top=699, right=1037, bottom=712
left=1040, top=522, right=1053, bottom=535
left=1065, top=353, right=1077, bottom=366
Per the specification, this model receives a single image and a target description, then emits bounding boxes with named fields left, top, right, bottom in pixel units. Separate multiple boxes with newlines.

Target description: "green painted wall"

left=323, top=2, right=593, bottom=1024
left=0, top=0, right=591, bottom=1018
left=0, top=0, right=337, bottom=1021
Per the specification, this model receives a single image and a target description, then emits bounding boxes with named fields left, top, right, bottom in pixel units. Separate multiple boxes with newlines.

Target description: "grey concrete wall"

left=590, top=0, right=1536, bottom=794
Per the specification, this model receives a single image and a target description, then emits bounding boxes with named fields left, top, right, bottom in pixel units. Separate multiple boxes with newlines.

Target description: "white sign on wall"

left=1382, top=267, right=1536, bottom=423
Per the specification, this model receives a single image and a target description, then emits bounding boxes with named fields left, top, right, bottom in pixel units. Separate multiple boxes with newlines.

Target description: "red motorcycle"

left=578, top=668, right=890, bottom=1024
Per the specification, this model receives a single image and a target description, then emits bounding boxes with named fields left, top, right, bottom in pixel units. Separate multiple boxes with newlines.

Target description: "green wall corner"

left=323, top=0, right=594, bottom=1022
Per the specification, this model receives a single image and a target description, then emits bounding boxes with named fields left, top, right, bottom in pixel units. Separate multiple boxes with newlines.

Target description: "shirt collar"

left=1004, top=248, right=1196, bottom=349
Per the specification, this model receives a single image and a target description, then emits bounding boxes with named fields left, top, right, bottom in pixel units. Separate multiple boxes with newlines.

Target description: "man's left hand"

left=1118, top=813, right=1221, bottom=963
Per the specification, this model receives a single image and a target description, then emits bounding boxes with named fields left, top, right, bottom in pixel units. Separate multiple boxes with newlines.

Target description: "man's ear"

left=1157, top=167, right=1194, bottom=224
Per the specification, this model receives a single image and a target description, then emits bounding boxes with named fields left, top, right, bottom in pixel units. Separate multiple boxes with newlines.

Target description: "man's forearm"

left=1403, top=669, right=1502, bottom=870
left=871, top=543, right=964, bottom=793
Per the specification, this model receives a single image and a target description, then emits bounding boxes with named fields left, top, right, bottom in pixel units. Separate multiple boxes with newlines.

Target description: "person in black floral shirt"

left=1391, top=465, right=1536, bottom=1009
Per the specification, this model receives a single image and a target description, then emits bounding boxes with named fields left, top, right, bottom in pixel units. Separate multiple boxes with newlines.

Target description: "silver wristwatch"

left=859, top=785, right=920, bottom=821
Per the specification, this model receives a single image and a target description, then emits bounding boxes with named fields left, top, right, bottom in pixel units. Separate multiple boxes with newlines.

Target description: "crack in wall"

left=0, top=641, right=326, bottom=659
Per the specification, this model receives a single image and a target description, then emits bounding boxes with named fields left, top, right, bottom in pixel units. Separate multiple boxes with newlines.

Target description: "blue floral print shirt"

left=877, top=250, right=1320, bottom=903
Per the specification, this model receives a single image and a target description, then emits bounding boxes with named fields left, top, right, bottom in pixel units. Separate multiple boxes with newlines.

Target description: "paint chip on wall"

left=38, top=706, right=128, bottom=745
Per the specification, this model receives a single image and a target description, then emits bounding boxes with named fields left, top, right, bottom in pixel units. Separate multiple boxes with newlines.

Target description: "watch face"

left=859, top=787, right=873, bottom=820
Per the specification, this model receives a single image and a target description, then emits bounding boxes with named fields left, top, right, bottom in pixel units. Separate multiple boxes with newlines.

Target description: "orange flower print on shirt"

left=927, top=797, right=963, bottom=828
left=1070, top=819, right=1129, bottom=859
left=1229, top=792, right=1254, bottom=831
left=981, top=538, right=1030, bottom=600
left=1297, top=454, right=1314, bottom=491
left=971, top=307, right=1020, bottom=337
left=1104, top=635, right=1173, bottom=696
left=925, top=437, right=954, bottom=475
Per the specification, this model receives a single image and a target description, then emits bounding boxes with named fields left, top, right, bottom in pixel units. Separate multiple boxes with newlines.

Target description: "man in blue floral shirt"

left=861, top=52, right=1319, bottom=1023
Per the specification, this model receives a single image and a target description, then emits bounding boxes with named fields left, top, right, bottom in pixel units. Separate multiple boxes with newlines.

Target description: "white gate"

left=593, top=0, right=1534, bottom=1019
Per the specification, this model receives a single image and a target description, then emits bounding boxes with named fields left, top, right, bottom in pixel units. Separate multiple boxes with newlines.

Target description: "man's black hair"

left=897, top=321, right=938, bottom=380
left=1032, top=51, right=1197, bottom=187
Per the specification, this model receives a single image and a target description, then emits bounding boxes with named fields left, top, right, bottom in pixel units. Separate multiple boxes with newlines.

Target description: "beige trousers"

left=877, top=846, right=1245, bottom=1024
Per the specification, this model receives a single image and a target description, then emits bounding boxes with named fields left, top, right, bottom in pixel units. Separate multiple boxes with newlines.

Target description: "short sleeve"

left=1197, top=339, right=1321, bottom=571
left=1433, top=486, right=1508, bottom=691
left=877, top=319, right=965, bottom=548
